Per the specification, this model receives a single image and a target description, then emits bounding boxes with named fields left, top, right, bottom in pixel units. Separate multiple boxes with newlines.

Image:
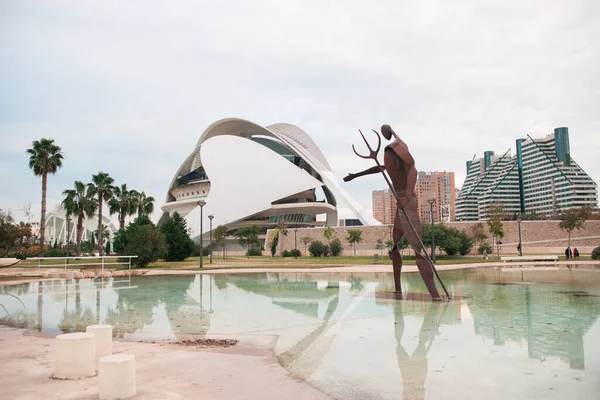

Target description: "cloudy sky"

left=1, top=0, right=598, bottom=226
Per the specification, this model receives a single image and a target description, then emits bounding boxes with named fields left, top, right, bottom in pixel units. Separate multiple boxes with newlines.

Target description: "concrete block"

left=99, top=354, right=136, bottom=399
left=86, top=324, right=113, bottom=358
left=54, top=332, right=96, bottom=379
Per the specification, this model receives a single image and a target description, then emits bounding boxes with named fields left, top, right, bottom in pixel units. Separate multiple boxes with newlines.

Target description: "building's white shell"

left=161, top=118, right=378, bottom=234
left=44, top=207, right=117, bottom=245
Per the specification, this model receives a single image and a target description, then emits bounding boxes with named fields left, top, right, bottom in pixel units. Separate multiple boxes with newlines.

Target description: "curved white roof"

left=161, top=118, right=379, bottom=232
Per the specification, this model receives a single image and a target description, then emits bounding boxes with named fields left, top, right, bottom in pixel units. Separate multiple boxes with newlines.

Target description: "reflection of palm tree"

left=394, top=301, right=446, bottom=400
left=37, top=282, right=43, bottom=331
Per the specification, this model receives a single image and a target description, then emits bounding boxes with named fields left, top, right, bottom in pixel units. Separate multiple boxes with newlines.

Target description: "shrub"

left=329, top=238, right=342, bottom=256
left=282, top=250, right=291, bottom=257
left=122, top=225, right=167, bottom=267
left=592, top=246, right=600, bottom=260
left=309, top=240, right=327, bottom=257
left=247, top=246, right=262, bottom=256
left=45, top=248, right=67, bottom=257
left=458, top=230, right=473, bottom=255
left=193, top=243, right=212, bottom=257
left=290, top=249, right=301, bottom=257
left=478, top=243, right=492, bottom=255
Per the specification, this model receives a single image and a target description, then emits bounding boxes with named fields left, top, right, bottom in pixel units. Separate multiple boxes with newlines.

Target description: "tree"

left=94, top=224, right=111, bottom=245
left=301, top=236, right=312, bottom=256
left=88, top=172, right=115, bottom=256
left=26, top=138, right=64, bottom=256
left=114, top=215, right=166, bottom=267
left=0, top=210, right=32, bottom=257
left=559, top=206, right=593, bottom=249
left=62, top=181, right=98, bottom=256
left=323, top=226, right=335, bottom=256
left=276, top=219, right=288, bottom=255
left=161, top=212, right=195, bottom=261
left=458, top=230, right=473, bottom=255
left=123, top=225, right=166, bottom=267
left=135, top=191, right=155, bottom=219
left=346, top=229, right=363, bottom=258
left=108, top=184, right=138, bottom=231
left=469, top=223, right=487, bottom=257
left=233, top=225, right=260, bottom=258
left=213, top=225, right=228, bottom=259
left=486, top=202, right=505, bottom=259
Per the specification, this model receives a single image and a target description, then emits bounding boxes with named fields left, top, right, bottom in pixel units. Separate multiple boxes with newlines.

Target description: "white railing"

left=27, top=255, right=138, bottom=271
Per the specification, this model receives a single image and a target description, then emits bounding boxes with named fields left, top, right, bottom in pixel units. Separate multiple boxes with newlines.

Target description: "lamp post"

left=294, top=228, right=298, bottom=259
left=517, top=214, right=522, bottom=256
left=198, top=200, right=206, bottom=268
left=208, top=215, right=214, bottom=264
left=427, top=198, right=436, bottom=263
left=66, top=215, right=71, bottom=258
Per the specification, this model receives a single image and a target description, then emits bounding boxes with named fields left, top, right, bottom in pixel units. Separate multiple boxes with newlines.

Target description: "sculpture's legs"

left=414, top=253, right=441, bottom=301
left=397, top=201, right=442, bottom=301
left=392, top=216, right=404, bottom=293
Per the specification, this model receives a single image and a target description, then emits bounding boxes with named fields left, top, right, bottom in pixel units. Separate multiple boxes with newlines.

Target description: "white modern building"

left=44, top=206, right=118, bottom=246
left=160, top=118, right=379, bottom=238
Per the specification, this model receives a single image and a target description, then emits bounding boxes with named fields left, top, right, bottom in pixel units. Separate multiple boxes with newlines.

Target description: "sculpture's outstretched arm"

left=344, top=165, right=384, bottom=182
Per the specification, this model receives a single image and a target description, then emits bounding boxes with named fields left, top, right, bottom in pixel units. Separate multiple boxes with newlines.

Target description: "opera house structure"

left=160, top=118, right=378, bottom=237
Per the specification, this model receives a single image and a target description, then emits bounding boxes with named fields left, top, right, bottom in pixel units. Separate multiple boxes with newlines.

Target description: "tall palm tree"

left=88, top=172, right=114, bottom=256
left=62, top=181, right=98, bottom=256
left=135, top=191, right=155, bottom=219
left=26, top=138, right=64, bottom=256
left=108, top=184, right=138, bottom=230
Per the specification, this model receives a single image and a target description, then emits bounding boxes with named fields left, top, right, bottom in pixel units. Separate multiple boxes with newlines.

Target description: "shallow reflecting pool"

left=1, top=265, right=600, bottom=399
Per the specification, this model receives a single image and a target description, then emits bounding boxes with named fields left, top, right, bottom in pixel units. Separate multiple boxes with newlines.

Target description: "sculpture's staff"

left=350, top=129, right=450, bottom=299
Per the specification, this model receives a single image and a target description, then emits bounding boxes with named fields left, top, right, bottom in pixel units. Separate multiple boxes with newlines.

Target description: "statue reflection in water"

left=393, top=299, right=446, bottom=400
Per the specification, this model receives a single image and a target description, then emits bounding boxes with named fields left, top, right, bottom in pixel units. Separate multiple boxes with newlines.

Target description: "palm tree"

left=108, top=184, right=138, bottom=230
left=135, top=191, right=155, bottom=219
left=88, top=172, right=114, bottom=256
left=62, top=181, right=98, bottom=256
left=26, top=138, right=64, bottom=256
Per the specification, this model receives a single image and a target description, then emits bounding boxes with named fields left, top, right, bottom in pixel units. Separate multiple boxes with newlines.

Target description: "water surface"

left=1, top=265, right=599, bottom=399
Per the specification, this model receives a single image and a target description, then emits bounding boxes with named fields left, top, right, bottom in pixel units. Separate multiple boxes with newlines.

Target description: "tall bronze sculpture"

left=345, top=125, right=449, bottom=300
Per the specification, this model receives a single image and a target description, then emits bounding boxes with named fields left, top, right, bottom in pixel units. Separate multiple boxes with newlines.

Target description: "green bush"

left=246, top=246, right=262, bottom=256
left=282, top=249, right=301, bottom=257
left=45, top=248, right=67, bottom=257
left=458, top=230, right=473, bottom=255
left=478, top=243, right=492, bottom=255
left=193, top=243, right=212, bottom=257
left=309, top=240, right=327, bottom=257
left=329, top=238, right=342, bottom=256
left=592, top=246, right=600, bottom=260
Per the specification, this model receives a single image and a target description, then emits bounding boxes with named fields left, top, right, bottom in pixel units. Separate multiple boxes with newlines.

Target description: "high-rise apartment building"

left=372, top=171, right=456, bottom=224
left=372, top=189, right=397, bottom=225
left=456, top=127, right=598, bottom=221
left=415, top=171, right=456, bottom=223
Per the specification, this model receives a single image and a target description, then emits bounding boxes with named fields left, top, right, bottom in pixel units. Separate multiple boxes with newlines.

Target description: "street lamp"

left=198, top=200, right=206, bottom=268
left=294, top=228, right=298, bottom=259
left=66, top=215, right=71, bottom=257
left=208, top=215, right=214, bottom=264
left=427, top=198, right=436, bottom=263
left=517, top=214, right=523, bottom=256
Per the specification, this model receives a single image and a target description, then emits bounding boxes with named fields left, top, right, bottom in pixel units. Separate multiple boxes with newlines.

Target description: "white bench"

left=501, top=255, right=558, bottom=262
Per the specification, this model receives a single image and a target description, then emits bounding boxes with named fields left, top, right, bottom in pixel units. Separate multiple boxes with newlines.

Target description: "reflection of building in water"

left=466, top=270, right=600, bottom=370
left=228, top=273, right=340, bottom=379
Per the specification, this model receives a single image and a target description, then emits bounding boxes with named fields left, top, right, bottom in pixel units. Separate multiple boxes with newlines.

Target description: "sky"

left=1, top=0, right=599, bottom=226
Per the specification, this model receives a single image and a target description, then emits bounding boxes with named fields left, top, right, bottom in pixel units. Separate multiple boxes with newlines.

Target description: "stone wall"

left=267, top=220, right=600, bottom=256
